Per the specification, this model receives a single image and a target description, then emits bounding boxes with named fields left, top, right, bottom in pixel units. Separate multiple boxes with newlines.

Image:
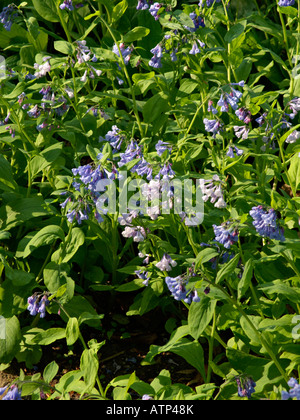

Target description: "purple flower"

left=142, top=394, right=153, bottom=400
left=236, top=377, right=256, bottom=398
left=112, top=43, right=132, bottom=66
left=203, top=0, right=221, bottom=6
left=203, top=118, right=223, bottom=137
left=288, top=97, right=300, bottom=118
left=149, top=2, right=161, bottom=20
left=122, top=226, right=146, bottom=242
left=249, top=206, right=285, bottom=241
left=234, top=125, right=249, bottom=140
left=235, top=107, right=251, bottom=124
left=199, top=175, right=226, bottom=208
left=118, top=140, right=142, bottom=167
left=100, top=125, right=123, bottom=151
left=27, top=294, right=50, bottom=318
left=282, top=378, right=300, bottom=400
left=286, top=130, right=300, bottom=143
left=34, top=57, right=51, bottom=79
left=149, top=44, right=163, bottom=68
left=60, top=0, right=74, bottom=11
left=189, top=40, right=205, bottom=55
left=27, top=105, right=41, bottom=118
left=213, top=222, right=238, bottom=249
left=0, top=385, right=22, bottom=400
left=278, top=0, right=295, bottom=6
left=185, top=12, right=205, bottom=32
left=155, top=140, right=172, bottom=156
left=227, top=145, right=244, bottom=158
left=156, top=254, right=177, bottom=271
left=0, top=4, right=17, bottom=31
left=137, top=0, right=149, bottom=9
left=165, top=276, right=200, bottom=303
left=208, top=100, right=218, bottom=115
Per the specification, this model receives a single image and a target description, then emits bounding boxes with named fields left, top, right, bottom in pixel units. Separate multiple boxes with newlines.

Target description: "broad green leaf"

left=216, top=254, right=240, bottom=284
left=0, top=197, right=51, bottom=231
left=43, top=361, right=59, bottom=383
left=143, top=92, right=169, bottom=124
left=51, top=227, right=85, bottom=263
left=123, top=26, right=150, bottom=43
left=33, top=328, right=66, bottom=346
left=224, top=21, right=247, bottom=43
left=195, top=248, right=219, bottom=270
left=80, top=348, right=99, bottom=392
left=32, top=0, right=59, bottom=22
left=258, top=280, right=300, bottom=304
left=0, top=154, right=18, bottom=192
left=21, top=225, right=65, bottom=258
left=0, top=316, right=21, bottom=364
left=66, top=317, right=80, bottom=346
left=111, top=0, right=128, bottom=23
left=54, top=40, right=75, bottom=55
left=188, top=297, right=217, bottom=340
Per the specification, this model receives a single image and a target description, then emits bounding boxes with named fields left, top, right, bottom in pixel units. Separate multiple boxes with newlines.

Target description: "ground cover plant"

left=0, top=0, right=300, bottom=401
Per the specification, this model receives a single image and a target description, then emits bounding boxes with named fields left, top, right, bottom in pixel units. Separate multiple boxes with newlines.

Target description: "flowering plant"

left=0, top=0, right=300, bottom=401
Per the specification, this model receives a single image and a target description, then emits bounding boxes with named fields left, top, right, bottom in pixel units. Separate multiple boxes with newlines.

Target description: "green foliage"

left=0, top=0, right=300, bottom=402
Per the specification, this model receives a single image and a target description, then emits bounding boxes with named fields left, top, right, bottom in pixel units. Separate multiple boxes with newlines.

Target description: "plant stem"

left=206, top=310, right=216, bottom=383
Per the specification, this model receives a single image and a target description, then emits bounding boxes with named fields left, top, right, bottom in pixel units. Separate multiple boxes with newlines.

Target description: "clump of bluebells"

left=213, top=222, right=239, bottom=249
left=0, top=4, right=18, bottom=31
left=165, top=275, right=200, bottom=304
left=249, top=206, right=285, bottom=241
left=282, top=378, right=300, bottom=400
left=27, top=293, right=50, bottom=318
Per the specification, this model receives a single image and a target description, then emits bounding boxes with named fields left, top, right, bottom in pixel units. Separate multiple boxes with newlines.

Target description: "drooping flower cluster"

left=136, top=0, right=149, bottom=10
left=33, top=57, right=52, bottom=79
left=165, top=275, right=200, bottom=304
left=282, top=377, right=300, bottom=400
left=185, top=12, right=205, bottom=33
left=249, top=206, right=285, bottom=241
left=203, top=118, right=223, bottom=138
left=27, top=293, right=50, bottom=318
left=61, top=155, right=118, bottom=224
left=149, top=44, right=163, bottom=69
left=236, top=376, right=256, bottom=398
left=0, top=385, right=22, bottom=400
left=213, top=222, right=239, bottom=249
left=277, top=0, right=295, bottom=6
left=60, top=0, right=74, bottom=11
left=0, top=4, right=18, bottom=31
left=112, top=43, right=133, bottom=67
left=155, top=140, right=172, bottom=157
left=199, top=175, right=226, bottom=208
left=100, top=125, right=124, bottom=152
left=122, top=225, right=147, bottom=242
left=156, top=253, right=177, bottom=272
left=135, top=269, right=151, bottom=286
left=149, top=2, right=161, bottom=20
